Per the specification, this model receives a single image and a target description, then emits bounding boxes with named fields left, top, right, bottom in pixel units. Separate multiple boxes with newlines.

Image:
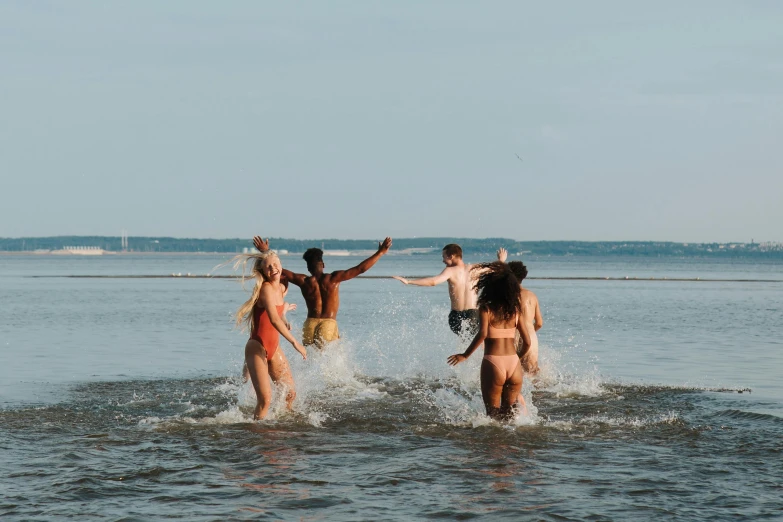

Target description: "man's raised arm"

left=330, top=237, right=392, bottom=283
left=252, top=236, right=307, bottom=286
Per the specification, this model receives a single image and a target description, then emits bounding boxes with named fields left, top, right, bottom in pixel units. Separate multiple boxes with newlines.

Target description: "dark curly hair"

left=507, top=261, right=528, bottom=282
left=302, top=248, right=324, bottom=271
left=472, top=262, right=522, bottom=322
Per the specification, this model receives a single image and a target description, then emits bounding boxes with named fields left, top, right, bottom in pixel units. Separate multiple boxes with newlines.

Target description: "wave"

left=130, top=337, right=751, bottom=433
left=708, top=409, right=783, bottom=424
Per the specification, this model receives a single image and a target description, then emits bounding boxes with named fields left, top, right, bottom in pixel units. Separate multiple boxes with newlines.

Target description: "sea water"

left=1, top=254, right=781, bottom=520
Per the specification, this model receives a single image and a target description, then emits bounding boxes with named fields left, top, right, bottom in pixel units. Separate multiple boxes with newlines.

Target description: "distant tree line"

left=1, top=236, right=782, bottom=258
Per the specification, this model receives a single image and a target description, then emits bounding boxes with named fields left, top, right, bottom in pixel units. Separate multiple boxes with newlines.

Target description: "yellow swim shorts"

left=302, top=318, right=340, bottom=348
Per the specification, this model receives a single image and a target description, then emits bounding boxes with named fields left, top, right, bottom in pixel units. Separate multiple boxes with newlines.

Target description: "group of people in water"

left=233, top=238, right=543, bottom=421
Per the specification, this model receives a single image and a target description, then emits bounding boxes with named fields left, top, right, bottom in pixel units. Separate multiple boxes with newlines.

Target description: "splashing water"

left=3, top=254, right=782, bottom=520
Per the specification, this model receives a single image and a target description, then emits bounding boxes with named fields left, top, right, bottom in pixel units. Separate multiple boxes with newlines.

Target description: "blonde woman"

left=235, top=252, right=307, bottom=419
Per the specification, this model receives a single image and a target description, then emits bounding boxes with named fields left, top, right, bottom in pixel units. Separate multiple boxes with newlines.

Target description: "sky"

left=1, top=1, right=782, bottom=242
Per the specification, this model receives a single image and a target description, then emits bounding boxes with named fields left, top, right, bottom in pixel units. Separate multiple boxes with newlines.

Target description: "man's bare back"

left=518, top=288, right=543, bottom=374
left=298, top=269, right=359, bottom=320
left=394, top=244, right=507, bottom=336
left=392, top=250, right=489, bottom=311
left=253, top=236, right=392, bottom=346
left=520, top=288, right=542, bottom=330
left=254, top=236, right=391, bottom=319
left=441, top=263, right=478, bottom=311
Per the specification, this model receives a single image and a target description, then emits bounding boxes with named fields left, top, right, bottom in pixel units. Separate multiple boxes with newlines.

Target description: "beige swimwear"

left=302, top=318, right=340, bottom=348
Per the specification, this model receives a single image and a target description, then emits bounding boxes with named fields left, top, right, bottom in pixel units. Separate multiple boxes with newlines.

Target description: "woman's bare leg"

left=268, top=350, right=296, bottom=410
left=245, top=340, right=272, bottom=419
left=502, top=363, right=524, bottom=419
left=480, top=359, right=506, bottom=420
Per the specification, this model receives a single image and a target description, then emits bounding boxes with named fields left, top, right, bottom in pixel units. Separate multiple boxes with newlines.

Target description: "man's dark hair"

left=303, top=248, right=324, bottom=269
left=442, top=244, right=462, bottom=259
left=508, top=261, right=528, bottom=282
left=472, top=262, right=522, bottom=322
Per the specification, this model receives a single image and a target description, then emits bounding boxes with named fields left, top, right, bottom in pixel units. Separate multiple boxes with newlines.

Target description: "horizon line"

left=0, top=235, right=776, bottom=245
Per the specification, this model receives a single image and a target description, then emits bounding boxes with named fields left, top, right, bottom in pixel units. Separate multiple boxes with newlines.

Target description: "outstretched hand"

left=447, top=353, right=467, bottom=366
left=284, top=303, right=297, bottom=313
left=497, top=247, right=508, bottom=262
left=293, top=341, right=307, bottom=360
left=253, top=236, right=270, bottom=252
left=392, top=276, right=408, bottom=285
left=378, top=237, right=392, bottom=253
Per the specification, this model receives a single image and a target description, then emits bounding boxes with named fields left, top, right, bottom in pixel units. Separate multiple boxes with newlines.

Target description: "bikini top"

left=487, top=314, right=517, bottom=339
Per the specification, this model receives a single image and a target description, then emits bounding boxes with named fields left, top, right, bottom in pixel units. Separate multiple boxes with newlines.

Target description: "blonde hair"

left=221, top=251, right=280, bottom=332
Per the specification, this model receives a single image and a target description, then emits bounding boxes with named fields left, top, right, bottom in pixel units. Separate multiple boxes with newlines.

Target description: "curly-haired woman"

left=447, top=262, right=531, bottom=420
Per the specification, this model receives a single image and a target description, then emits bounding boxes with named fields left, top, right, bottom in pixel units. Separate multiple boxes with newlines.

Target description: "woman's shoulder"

left=258, top=281, right=275, bottom=298
left=260, top=281, right=284, bottom=299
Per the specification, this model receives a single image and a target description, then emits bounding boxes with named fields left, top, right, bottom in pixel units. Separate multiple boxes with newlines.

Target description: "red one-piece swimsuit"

left=251, top=304, right=285, bottom=359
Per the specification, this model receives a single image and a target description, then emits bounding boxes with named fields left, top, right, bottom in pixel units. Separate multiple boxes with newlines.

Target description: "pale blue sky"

left=2, top=1, right=781, bottom=242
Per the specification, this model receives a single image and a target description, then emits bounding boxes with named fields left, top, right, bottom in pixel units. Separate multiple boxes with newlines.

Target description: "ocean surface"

left=1, top=253, right=782, bottom=520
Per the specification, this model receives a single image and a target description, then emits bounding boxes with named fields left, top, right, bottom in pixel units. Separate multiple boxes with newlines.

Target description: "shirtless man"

left=507, top=260, right=544, bottom=374
left=253, top=236, right=392, bottom=348
left=393, top=244, right=505, bottom=337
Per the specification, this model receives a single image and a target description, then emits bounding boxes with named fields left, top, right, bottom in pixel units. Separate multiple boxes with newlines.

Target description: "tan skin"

left=521, top=288, right=543, bottom=333
left=244, top=255, right=307, bottom=420
left=253, top=236, right=392, bottom=320
left=500, top=248, right=544, bottom=373
left=447, top=306, right=532, bottom=420
left=241, top=289, right=295, bottom=381
left=518, top=287, right=543, bottom=372
left=393, top=248, right=506, bottom=311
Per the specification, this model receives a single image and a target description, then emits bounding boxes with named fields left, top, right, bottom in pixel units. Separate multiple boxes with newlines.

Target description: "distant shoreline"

left=0, top=250, right=425, bottom=257
left=2, top=236, right=782, bottom=259
left=25, top=274, right=783, bottom=283
left=2, top=250, right=782, bottom=261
